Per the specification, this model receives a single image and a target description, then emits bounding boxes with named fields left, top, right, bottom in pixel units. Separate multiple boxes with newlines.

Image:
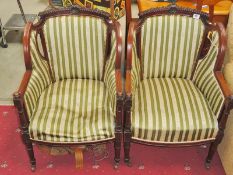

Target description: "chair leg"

left=205, top=130, right=224, bottom=169
left=114, top=132, right=121, bottom=169
left=205, top=142, right=218, bottom=169
left=124, top=131, right=132, bottom=167
left=21, top=128, right=36, bottom=172
left=13, top=93, right=36, bottom=171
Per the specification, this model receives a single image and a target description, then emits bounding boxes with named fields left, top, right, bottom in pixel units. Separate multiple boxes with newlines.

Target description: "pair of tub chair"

left=14, top=4, right=232, bottom=171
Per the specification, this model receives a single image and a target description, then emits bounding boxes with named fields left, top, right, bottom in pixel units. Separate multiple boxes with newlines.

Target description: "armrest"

left=125, top=20, right=141, bottom=97
left=13, top=71, right=32, bottom=125
left=215, top=71, right=232, bottom=98
left=16, top=71, right=32, bottom=96
left=14, top=22, right=52, bottom=120
left=215, top=71, right=233, bottom=129
left=104, top=20, right=123, bottom=114
left=193, top=24, right=227, bottom=117
left=114, top=21, right=123, bottom=96
left=104, top=20, right=123, bottom=131
left=126, top=0, right=132, bottom=29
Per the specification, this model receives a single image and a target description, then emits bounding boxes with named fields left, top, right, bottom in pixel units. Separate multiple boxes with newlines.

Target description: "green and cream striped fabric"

left=104, top=33, right=117, bottom=112
left=141, top=15, right=204, bottom=79
left=43, top=16, right=107, bottom=80
left=131, top=35, right=141, bottom=95
left=24, top=31, right=52, bottom=117
left=193, top=31, right=224, bottom=117
left=29, top=79, right=115, bottom=143
left=131, top=78, right=218, bottom=143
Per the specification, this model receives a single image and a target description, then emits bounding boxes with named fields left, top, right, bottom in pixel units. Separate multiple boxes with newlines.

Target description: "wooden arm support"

left=214, top=23, right=227, bottom=71
left=23, top=22, right=33, bottom=71
left=16, top=71, right=32, bottom=97
left=114, top=20, right=123, bottom=96
left=125, top=20, right=138, bottom=96
left=13, top=22, right=34, bottom=126
left=216, top=72, right=233, bottom=132
left=126, top=0, right=132, bottom=29
left=215, top=71, right=233, bottom=98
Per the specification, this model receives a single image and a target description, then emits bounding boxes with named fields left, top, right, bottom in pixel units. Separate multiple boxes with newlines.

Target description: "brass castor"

left=31, top=164, right=36, bottom=172
left=0, top=41, right=7, bottom=48
left=124, top=158, right=132, bottom=167
left=113, top=161, right=120, bottom=170
left=205, top=160, right=211, bottom=169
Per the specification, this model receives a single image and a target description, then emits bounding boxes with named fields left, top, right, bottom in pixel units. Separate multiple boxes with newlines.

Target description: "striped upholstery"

left=29, top=79, right=115, bottom=143
left=24, top=31, right=52, bottom=117
left=131, top=36, right=141, bottom=94
left=141, top=15, right=204, bottom=79
left=23, top=16, right=118, bottom=143
left=104, top=33, right=117, bottom=112
left=43, top=16, right=107, bottom=80
left=131, top=78, right=218, bottom=143
left=129, top=15, right=225, bottom=143
left=193, top=31, right=224, bottom=117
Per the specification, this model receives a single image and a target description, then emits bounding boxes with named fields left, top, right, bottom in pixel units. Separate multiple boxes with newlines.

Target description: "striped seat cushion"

left=29, top=79, right=115, bottom=143
left=131, top=78, right=218, bottom=143
left=141, top=15, right=204, bottom=79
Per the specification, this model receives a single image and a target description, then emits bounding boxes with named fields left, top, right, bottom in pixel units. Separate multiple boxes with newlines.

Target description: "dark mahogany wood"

left=124, top=5, right=233, bottom=169
left=13, top=6, right=123, bottom=171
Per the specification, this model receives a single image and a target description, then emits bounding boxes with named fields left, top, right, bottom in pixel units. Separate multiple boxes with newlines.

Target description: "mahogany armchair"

left=13, top=6, right=123, bottom=171
left=124, top=5, right=233, bottom=168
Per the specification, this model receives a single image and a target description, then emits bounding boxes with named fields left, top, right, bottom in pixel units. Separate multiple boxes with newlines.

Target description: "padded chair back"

left=43, top=15, right=107, bottom=80
left=141, top=15, right=205, bottom=79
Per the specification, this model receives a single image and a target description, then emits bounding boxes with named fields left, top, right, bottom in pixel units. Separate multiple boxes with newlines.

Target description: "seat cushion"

left=29, top=79, right=115, bottom=143
left=131, top=78, right=218, bottom=143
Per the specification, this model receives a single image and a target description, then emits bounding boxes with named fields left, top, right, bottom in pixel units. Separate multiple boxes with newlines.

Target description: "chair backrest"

left=140, top=8, right=206, bottom=79
left=32, top=6, right=114, bottom=81
left=43, top=16, right=107, bottom=80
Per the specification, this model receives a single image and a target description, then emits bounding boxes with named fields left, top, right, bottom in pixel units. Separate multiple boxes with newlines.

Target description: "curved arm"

left=13, top=22, right=33, bottom=124
left=125, top=20, right=140, bottom=97
left=13, top=71, right=32, bottom=125
left=215, top=72, right=233, bottom=138
left=104, top=20, right=123, bottom=105
left=215, top=71, right=232, bottom=98
left=23, top=22, right=33, bottom=70
left=215, top=22, right=227, bottom=71
left=16, top=71, right=32, bottom=96
left=193, top=22, right=229, bottom=117
left=113, top=21, right=123, bottom=96
left=14, top=23, right=52, bottom=120
left=126, top=0, right=132, bottom=30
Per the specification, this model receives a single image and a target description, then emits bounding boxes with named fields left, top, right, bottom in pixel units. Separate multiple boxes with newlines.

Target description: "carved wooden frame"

left=125, top=0, right=231, bottom=27
left=13, top=5, right=123, bottom=171
left=124, top=5, right=233, bottom=168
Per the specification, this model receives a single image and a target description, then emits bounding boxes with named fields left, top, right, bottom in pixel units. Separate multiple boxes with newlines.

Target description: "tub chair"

left=13, top=6, right=123, bottom=171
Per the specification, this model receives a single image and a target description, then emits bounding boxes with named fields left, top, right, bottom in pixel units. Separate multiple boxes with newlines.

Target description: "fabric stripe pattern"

left=193, top=31, right=224, bottom=117
left=104, top=32, right=117, bottom=113
left=131, top=78, right=218, bottom=143
left=43, top=16, right=107, bottom=80
left=141, top=15, right=204, bottom=79
left=24, top=16, right=118, bottom=143
left=29, top=79, right=115, bottom=143
left=24, top=31, right=52, bottom=117
left=131, top=35, right=141, bottom=95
